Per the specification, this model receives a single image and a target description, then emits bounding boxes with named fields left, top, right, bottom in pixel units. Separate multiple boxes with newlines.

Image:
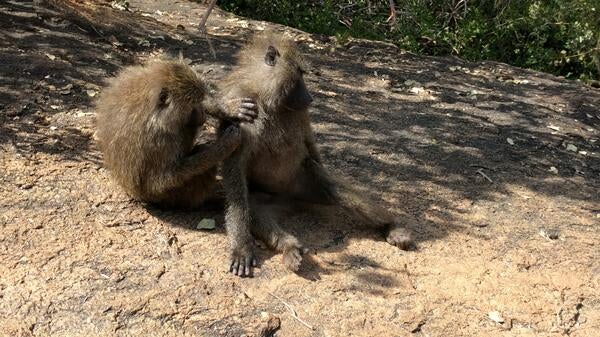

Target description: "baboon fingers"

left=241, top=97, right=256, bottom=105
left=223, top=97, right=258, bottom=123
left=240, top=101, right=257, bottom=109
left=237, top=108, right=257, bottom=123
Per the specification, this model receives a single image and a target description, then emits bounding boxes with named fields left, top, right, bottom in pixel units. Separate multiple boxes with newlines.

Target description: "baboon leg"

left=294, top=158, right=415, bottom=250
left=222, top=149, right=256, bottom=277
left=249, top=196, right=303, bottom=271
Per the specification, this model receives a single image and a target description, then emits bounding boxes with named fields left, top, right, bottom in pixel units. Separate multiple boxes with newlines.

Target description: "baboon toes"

left=282, top=248, right=303, bottom=272
left=386, top=226, right=415, bottom=251
left=229, top=247, right=257, bottom=277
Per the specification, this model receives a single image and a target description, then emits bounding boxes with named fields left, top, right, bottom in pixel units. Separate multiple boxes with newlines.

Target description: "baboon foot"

left=282, top=247, right=303, bottom=272
left=229, top=243, right=257, bottom=277
left=279, top=236, right=304, bottom=272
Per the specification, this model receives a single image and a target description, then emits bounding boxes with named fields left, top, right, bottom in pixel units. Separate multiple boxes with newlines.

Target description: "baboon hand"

left=229, top=242, right=257, bottom=277
left=226, top=97, right=258, bottom=123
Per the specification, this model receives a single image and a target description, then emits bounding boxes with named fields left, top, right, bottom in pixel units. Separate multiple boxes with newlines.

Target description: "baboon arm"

left=203, top=95, right=230, bottom=120
left=204, top=93, right=257, bottom=123
left=178, top=143, right=232, bottom=178
left=153, top=143, right=231, bottom=191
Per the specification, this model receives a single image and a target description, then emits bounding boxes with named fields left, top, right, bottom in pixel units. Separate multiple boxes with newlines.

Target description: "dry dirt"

left=1, top=1, right=599, bottom=336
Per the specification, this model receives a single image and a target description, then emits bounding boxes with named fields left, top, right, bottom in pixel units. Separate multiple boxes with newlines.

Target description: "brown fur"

left=95, top=58, right=244, bottom=209
left=220, top=34, right=414, bottom=274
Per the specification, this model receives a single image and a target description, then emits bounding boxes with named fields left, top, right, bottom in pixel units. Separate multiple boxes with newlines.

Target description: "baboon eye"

left=158, top=88, right=169, bottom=108
left=264, top=45, right=280, bottom=66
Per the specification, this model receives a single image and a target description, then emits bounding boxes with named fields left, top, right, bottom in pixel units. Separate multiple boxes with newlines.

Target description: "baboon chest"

left=247, top=118, right=309, bottom=192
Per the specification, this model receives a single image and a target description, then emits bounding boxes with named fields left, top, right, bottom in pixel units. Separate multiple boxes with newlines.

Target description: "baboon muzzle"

left=288, top=79, right=313, bottom=109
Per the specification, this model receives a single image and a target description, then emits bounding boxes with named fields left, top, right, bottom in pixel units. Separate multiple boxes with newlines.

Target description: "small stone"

left=409, top=87, right=425, bottom=95
left=539, top=228, right=560, bottom=240
left=549, top=166, right=558, bottom=174
left=259, top=314, right=281, bottom=337
left=488, top=311, right=504, bottom=324
left=506, top=138, right=515, bottom=145
left=566, top=143, right=577, bottom=152
left=404, top=79, right=421, bottom=87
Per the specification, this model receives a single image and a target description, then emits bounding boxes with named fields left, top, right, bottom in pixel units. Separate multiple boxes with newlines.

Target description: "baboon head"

left=146, top=60, right=209, bottom=131
left=101, top=59, right=209, bottom=133
left=237, top=35, right=313, bottom=112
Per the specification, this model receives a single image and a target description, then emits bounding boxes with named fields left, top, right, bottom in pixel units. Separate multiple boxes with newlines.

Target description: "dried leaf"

left=196, top=218, right=216, bottom=230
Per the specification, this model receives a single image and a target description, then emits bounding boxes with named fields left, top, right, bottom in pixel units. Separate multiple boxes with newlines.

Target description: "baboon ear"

left=158, top=88, right=169, bottom=108
left=264, top=45, right=279, bottom=66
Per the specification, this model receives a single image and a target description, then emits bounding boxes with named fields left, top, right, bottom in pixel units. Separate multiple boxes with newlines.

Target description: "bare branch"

left=198, top=0, right=218, bottom=33
left=386, top=0, right=397, bottom=26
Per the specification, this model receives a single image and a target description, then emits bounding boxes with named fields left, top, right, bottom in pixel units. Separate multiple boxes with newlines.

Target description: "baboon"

left=95, top=58, right=257, bottom=209
left=220, top=35, right=414, bottom=276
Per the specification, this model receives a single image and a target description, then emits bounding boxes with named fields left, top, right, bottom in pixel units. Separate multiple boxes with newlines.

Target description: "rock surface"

left=0, top=1, right=599, bottom=336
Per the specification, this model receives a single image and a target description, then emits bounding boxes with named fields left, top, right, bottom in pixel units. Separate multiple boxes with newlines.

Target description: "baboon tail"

left=327, top=176, right=395, bottom=228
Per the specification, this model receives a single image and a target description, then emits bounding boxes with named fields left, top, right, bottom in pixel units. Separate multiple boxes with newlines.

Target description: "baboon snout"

left=288, top=79, right=313, bottom=109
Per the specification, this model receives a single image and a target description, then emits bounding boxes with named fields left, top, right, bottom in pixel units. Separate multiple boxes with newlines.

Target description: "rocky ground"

left=0, top=1, right=599, bottom=336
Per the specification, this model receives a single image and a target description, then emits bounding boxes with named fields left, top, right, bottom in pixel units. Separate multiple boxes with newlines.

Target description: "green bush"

left=219, top=0, right=599, bottom=81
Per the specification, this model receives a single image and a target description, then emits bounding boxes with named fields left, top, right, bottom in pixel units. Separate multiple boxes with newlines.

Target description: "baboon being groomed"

left=95, top=57, right=257, bottom=209
left=220, top=35, right=415, bottom=276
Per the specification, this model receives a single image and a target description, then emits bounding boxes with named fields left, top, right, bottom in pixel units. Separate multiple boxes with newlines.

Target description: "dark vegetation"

left=220, top=0, right=600, bottom=81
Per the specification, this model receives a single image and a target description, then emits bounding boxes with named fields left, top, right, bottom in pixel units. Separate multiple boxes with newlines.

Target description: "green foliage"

left=219, top=0, right=599, bottom=80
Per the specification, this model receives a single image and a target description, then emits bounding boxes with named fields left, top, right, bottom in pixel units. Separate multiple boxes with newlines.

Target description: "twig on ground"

left=202, top=32, right=217, bottom=59
left=476, top=169, right=493, bottom=183
left=469, top=164, right=495, bottom=171
left=268, top=292, right=314, bottom=331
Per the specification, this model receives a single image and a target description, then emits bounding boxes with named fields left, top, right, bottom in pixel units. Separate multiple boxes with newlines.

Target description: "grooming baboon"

left=220, top=35, right=414, bottom=275
left=95, top=58, right=257, bottom=209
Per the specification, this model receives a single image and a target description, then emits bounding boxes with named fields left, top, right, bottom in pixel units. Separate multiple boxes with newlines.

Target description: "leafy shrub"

left=219, top=0, right=599, bottom=80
